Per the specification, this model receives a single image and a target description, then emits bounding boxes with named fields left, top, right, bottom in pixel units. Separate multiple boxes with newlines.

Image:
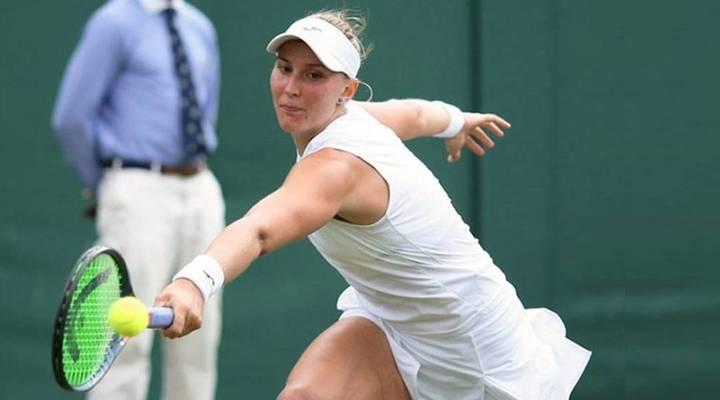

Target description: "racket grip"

left=148, top=307, right=174, bottom=329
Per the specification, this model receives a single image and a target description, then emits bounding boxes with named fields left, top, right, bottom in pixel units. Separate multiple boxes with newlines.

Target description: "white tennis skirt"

left=338, top=285, right=591, bottom=400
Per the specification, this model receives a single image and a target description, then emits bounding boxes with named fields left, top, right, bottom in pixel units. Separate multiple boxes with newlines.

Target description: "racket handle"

left=148, top=307, right=174, bottom=329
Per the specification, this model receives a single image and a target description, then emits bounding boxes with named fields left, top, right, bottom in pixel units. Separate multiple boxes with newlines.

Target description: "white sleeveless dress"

left=301, top=102, right=591, bottom=399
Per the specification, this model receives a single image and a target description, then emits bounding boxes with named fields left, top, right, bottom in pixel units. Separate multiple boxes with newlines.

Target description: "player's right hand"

left=154, top=279, right=205, bottom=338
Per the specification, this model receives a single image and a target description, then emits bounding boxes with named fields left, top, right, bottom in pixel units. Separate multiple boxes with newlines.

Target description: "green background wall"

left=1, top=0, right=717, bottom=398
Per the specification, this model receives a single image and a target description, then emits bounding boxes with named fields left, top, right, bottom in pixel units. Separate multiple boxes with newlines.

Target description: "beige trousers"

left=88, top=167, right=225, bottom=400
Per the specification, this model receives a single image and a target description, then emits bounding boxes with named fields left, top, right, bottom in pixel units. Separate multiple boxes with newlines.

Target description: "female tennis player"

left=155, top=9, right=591, bottom=399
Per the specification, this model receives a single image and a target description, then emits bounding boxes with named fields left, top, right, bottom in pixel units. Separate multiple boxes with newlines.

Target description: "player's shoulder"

left=295, top=148, right=363, bottom=184
left=345, top=101, right=395, bottom=131
left=329, top=102, right=400, bottom=144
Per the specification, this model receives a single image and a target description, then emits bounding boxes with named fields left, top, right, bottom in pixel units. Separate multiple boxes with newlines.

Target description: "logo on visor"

left=302, top=26, right=323, bottom=32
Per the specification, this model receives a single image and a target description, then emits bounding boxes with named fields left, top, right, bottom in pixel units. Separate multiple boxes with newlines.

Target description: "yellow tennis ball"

left=108, top=296, right=149, bottom=337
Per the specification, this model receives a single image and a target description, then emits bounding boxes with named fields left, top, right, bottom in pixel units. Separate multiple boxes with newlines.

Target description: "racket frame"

left=51, top=246, right=134, bottom=391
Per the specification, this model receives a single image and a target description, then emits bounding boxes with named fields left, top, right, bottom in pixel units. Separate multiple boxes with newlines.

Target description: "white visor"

left=266, top=17, right=361, bottom=79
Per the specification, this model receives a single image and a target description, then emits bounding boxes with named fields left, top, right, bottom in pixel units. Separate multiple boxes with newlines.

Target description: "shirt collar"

left=138, top=0, right=186, bottom=14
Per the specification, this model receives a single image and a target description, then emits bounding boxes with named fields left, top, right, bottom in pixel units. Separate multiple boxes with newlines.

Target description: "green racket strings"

left=62, top=253, right=123, bottom=387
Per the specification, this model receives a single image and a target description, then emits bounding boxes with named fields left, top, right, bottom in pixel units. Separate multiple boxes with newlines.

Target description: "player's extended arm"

left=208, top=151, right=358, bottom=279
left=360, top=99, right=511, bottom=162
left=155, top=149, right=363, bottom=337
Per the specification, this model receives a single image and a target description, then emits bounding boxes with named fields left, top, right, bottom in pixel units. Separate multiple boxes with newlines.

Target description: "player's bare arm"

left=360, top=99, right=448, bottom=140
left=360, top=100, right=511, bottom=161
left=156, top=149, right=369, bottom=337
left=208, top=149, right=367, bottom=278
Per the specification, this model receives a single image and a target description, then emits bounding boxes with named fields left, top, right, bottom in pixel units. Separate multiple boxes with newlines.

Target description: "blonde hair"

left=306, top=9, right=373, bottom=61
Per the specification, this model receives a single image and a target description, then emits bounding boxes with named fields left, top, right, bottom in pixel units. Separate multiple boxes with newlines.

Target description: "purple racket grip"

left=148, top=307, right=174, bottom=329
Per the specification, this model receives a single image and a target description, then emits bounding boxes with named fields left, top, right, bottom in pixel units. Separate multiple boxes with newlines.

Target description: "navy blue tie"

left=163, top=7, right=206, bottom=161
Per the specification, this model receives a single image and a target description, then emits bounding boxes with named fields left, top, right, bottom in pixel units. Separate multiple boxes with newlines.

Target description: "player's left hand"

left=445, top=113, right=511, bottom=162
left=154, top=279, right=205, bottom=338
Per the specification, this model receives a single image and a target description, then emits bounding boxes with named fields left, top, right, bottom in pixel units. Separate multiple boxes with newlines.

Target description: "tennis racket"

left=51, top=245, right=174, bottom=392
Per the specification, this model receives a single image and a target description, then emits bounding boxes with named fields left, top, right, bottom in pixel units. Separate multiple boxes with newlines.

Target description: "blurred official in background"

left=51, top=0, right=224, bottom=399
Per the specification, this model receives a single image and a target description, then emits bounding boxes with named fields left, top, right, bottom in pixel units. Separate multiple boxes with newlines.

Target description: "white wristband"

left=173, top=254, right=224, bottom=302
left=432, top=101, right=465, bottom=138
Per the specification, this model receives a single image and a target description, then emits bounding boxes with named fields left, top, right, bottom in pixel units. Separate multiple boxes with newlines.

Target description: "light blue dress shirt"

left=51, top=0, right=220, bottom=189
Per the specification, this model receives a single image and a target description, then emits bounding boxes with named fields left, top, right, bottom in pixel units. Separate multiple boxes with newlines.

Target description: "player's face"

left=270, top=40, right=349, bottom=141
